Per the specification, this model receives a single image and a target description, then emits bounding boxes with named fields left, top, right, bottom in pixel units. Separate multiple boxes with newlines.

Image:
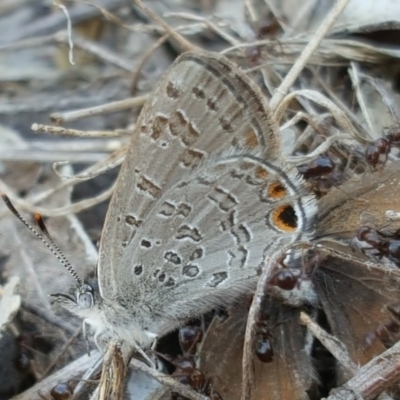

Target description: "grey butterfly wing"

left=118, top=155, right=315, bottom=335
left=98, top=52, right=279, bottom=297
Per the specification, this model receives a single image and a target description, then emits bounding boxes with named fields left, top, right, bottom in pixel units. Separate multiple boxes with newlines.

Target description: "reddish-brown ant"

left=267, top=268, right=302, bottom=291
left=298, top=155, right=335, bottom=180
left=169, top=324, right=222, bottom=399
left=365, top=126, right=400, bottom=169
left=298, top=155, right=340, bottom=197
left=254, top=308, right=274, bottom=363
left=355, top=225, right=400, bottom=265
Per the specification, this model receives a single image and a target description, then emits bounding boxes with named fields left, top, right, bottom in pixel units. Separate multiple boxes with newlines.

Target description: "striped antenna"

left=1, top=193, right=83, bottom=287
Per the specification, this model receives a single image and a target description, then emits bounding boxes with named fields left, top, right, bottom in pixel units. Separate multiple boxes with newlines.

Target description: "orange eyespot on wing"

left=255, top=166, right=269, bottom=179
left=271, top=204, right=298, bottom=232
left=268, top=182, right=287, bottom=199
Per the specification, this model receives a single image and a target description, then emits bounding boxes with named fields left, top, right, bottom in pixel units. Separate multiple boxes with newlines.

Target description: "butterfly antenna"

left=1, top=193, right=83, bottom=287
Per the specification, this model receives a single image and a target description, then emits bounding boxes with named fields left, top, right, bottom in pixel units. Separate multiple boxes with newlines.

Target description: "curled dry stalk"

left=275, top=89, right=368, bottom=143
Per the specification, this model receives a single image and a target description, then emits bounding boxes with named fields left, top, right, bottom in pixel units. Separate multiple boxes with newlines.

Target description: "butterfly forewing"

left=98, top=52, right=315, bottom=305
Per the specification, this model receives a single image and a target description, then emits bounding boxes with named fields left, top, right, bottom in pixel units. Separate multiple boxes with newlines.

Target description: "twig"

left=284, top=133, right=351, bottom=164
left=274, top=89, right=368, bottom=143
left=270, top=0, right=350, bottom=111
left=0, top=144, right=126, bottom=220
left=49, top=95, right=148, bottom=124
left=12, top=352, right=102, bottom=400
left=0, top=181, right=116, bottom=218
left=348, top=62, right=374, bottom=137
left=241, top=247, right=287, bottom=400
left=41, top=326, right=83, bottom=378
left=129, top=357, right=209, bottom=400
left=54, top=31, right=133, bottom=71
left=130, top=33, right=170, bottom=94
left=132, top=0, right=198, bottom=53
left=324, top=341, right=400, bottom=400
left=300, top=312, right=357, bottom=375
left=32, top=123, right=130, bottom=138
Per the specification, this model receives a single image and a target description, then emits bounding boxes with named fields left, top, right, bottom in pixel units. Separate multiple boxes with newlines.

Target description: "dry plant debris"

left=2, top=0, right=400, bottom=399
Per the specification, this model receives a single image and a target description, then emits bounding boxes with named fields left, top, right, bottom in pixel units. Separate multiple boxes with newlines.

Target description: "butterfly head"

left=51, top=273, right=105, bottom=321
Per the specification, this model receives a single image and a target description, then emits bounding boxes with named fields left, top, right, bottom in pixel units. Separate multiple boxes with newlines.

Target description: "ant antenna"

left=1, top=193, right=83, bottom=287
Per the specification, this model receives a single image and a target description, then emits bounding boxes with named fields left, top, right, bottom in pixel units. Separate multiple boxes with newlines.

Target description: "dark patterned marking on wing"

left=169, top=110, right=200, bottom=147
left=207, top=272, right=228, bottom=287
left=165, top=251, right=182, bottom=265
left=166, top=81, right=181, bottom=99
left=182, top=264, right=200, bottom=278
left=137, top=176, right=161, bottom=198
left=176, top=225, right=202, bottom=242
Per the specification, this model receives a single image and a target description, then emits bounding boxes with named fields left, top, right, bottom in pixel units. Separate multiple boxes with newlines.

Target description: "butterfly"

left=47, top=51, right=317, bottom=355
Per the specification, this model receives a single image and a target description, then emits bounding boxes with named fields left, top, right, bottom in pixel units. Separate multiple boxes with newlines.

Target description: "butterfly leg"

left=82, top=320, right=91, bottom=356
left=131, top=339, right=156, bottom=368
left=148, top=332, right=159, bottom=352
